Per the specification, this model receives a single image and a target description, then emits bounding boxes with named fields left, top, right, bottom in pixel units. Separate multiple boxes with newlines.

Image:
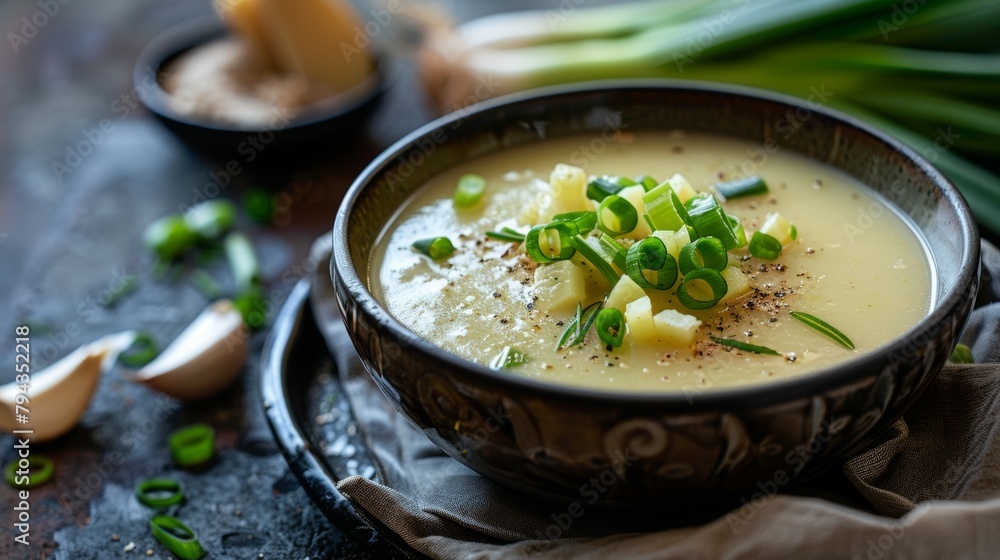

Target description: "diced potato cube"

left=668, top=173, right=698, bottom=203
left=605, top=274, right=645, bottom=313
left=548, top=163, right=590, bottom=213
left=718, top=266, right=751, bottom=305
left=616, top=185, right=652, bottom=240
left=533, top=260, right=585, bottom=314
left=760, top=212, right=795, bottom=246
left=625, top=296, right=656, bottom=343
left=652, top=308, right=702, bottom=347
left=652, top=227, right=691, bottom=261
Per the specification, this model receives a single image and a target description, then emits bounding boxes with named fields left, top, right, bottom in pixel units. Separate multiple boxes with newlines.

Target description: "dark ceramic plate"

left=260, top=281, right=418, bottom=558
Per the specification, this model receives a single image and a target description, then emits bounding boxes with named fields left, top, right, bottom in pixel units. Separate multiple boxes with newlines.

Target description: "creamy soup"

left=369, top=132, right=932, bottom=391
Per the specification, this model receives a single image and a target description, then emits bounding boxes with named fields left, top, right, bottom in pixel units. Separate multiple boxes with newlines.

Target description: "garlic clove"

left=127, top=300, right=248, bottom=401
left=0, top=331, right=136, bottom=443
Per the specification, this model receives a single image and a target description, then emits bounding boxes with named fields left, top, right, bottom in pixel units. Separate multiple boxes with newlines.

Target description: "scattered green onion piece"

left=556, top=301, right=603, bottom=351
left=135, top=478, right=185, bottom=508
left=525, top=221, right=578, bottom=263
left=412, top=237, right=455, bottom=260
left=4, top=454, right=54, bottom=489
left=586, top=177, right=626, bottom=202
left=568, top=236, right=620, bottom=286
left=169, top=424, right=216, bottom=468
left=453, top=173, right=487, bottom=208
left=677, top=237, right=728, bottom=275
left=951, top=343, right=974, bottom=364
left=190, top=269, right=222, bottom=299
left=243, top=188, right=274, bottom=224
left=224, top=232, right=261, bottom=293
left=710, top=336, right=780, bottom=355
left=144, top=215, right=198, bottom=261
left=613, top=176, right=638, bottom=187
left=149, top=515, right=206, bottom=560
left=595, top=308, right=626, bottom=348
left=234, top=288, right=269, bottom=329
left=552, top=211, right=597, bottom=234
left=641, top=182, right=686, bottom=231
left=635, top=175, right=659, bottom=192
left=789, top=224, right=798, bottom=241
left=119, top=332, right=159, bottom=368
left=486, top=230, right=525, bottom=242
left=184, top=200, right=237, bottom=240
left=676, top=268, right=728, bottom=310
left=626, top=237, right=678, bottom=290
left=599, top=234, right=627, bottom=270
left=488, top=346, right=529, bottom=369
left=100, top=275, right=138, bottom=308
left=673, top=190, right=693, bottom=227
left=685, top=193, right=740, bottom=249
left=789, top=311, right=855, bottom=350
left=597, top=195, right=638, bottom=236
left=749, top=232, right=783, bottom=260
left=713, top=176, right=769, bottom=200
left=727, top=215, right=748, bottom=248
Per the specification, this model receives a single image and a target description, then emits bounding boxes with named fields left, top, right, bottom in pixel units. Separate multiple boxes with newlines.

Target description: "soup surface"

left=369, top=132, right=932, bottom=391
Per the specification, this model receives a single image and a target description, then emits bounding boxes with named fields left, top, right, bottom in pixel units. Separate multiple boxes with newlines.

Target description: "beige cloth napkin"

left=310, top=234, right=1000, bottom=559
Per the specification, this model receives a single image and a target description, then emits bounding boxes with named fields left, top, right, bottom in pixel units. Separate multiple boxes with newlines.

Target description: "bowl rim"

left=332, top=79, right=980, bottom=408
left=132, top=15, right=387, bottom=134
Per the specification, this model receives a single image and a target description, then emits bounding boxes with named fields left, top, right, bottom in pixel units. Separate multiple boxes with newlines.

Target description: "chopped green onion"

left=790, top=311, right=855, bottom=350
left=685, top=193, right=740, bottom=249
left=556, top=301, right=603, bottom=350
left=951, top=343, right=974, bottom=364
left=224, top=232, right=261, bottom=293
left=749, top=232, right=783, bottom=260
left=595, top=308, right=626, bottom=348
left=789, top=224, right=798, bottom=241
left=635, top=175, right=659, bottom=192
left=100, top=275, right=138, bottom=308
left=412, top=237, right=455, bottom=260
left=677, top=237, right=728, bottom=275
left=586, top=177, right=626, bottom=202
left=144, top=215, right=198, bottom=261
left=599, top=234, right=627, bottom=270
left=234, top=288, right=269, bottom=329
left=713, top=176, right=769, bottom=200
left=453, top=173, right=487, bottom=208
left=525, top=221, right=578, bottom=262
left=641, top=182, right=686, bottom=231
left=149, top=515, right=206, bottom=560
left=190, top=269, right=222, bottom=299
left=597, top=195, right=638, bottom=236
left=169, top=424, right=215, bottom=468
left=552, top=211, right=597, bottom=234
left=242, top=188, right=274, bottom=224
left=486, top=230, right=525, bottom=242
left=135, top=478, right=185, bottom=508
left=727, top=214, right=748, bottom=248
left=710, top=336, right=780, bottom=355
left=5, top=454, right=54, bottom=489
left=626, top=237, right=678, bottom=290
left=568, top=236, right=620, bottom=286
left=119, top=332, right=159, bottom=368
left=184, top=200, right=237, bottom=240
left=488, top=346, right=529, bottom=369
left=676, top=268, right=728, bottom=310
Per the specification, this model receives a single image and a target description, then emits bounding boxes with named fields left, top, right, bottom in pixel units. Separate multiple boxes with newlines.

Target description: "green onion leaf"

left=144, top=215, right=198, bottom=261
left=586, top=177, right=626, bottom=202
left=118, top=332, right=159, bottom=368
left=595, top=308, right=626, bottom=348
left=685, top=193, right=740, bottom=249
left=552, top=211, right=598, bottom=234
left=413, top=237, right=455, bottom=260
left=525, top=221, right=578, bottom=262
left=568, top=236, right=620, bottom=286
left=728, top=214, right=748, bottom=248
left=635, top=175, right=659, bottom=192
left=149, top=515, right=206, bottom=560
left=597, top=195, right=638, bottom=236
left=453, top=173, right=487, bottom=208
left=677, top=268, right=728, bottom=310
left=951, top=343, right=974, bottom=364
left=190, top=269, right=222, bottom=299
left=486, top=230, right=525, bottom=242
left=234, top=288, right=269, bottom=329
left=184, top=200, right=237, bottom=240
left=749, top=232, right=783, bottom=260
left=677, top=237, right=728, bottom=275
left=641, top=182, right=686, bottom=231
left=488, top=346, right=529, bottom=369
left=556, top=301, right=603, bottom=351
left=626, top=237, right=678, bottom=290
left=5, top=454, right=54, bottom=489
left=599, top=234, right=627, bottom=270
left=136, top=478, right=185, bottom=508
left=169, top=424, right=216, bottom=468
left=713, top=176, right=769, bottom=200
left=790, top=311, right=855, bottom=350
left=225, top=232, right=261, bottom=294
left=243, top=188, right=274, bottom=224
left=711, top=336, right=780, bottom=355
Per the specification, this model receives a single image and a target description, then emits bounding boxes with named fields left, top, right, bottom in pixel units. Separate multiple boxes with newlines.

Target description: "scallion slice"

left=677, top=237, right=728, bottom=275
left=749, top=232, right=783, bottom=260
left=149, top=515, right=206, bottom=560
left=488, top=346, right=529, bottom=369
left=568, top=236, right=620, bottom=286
left=641, top=182, right=686, bottom=231
left=184, top=200, right=237, bottom=240
left=144, top=215, right=198, bottom=261
left=119, top=332, right=159, bottom=368
left=597, top=195, right=638, bottom=236
left=486, top=230, right=525, bottom=242
left=586, top=177, right=626, bottom=202
left=552, top=211, right=597, bottom=234
left=727, top=214, right=748, bottom=248
left=169, top=424, right=216, bottom=468
left=710, top=336, right=780, bottom=355
left=413, top=237, right=455, bottom=260
left=136, top=478, right=185, bottom=508
left=789, top=311, right=855, bottom=350
left=453, top=173, right=487, bottom=208
left=599, top=234, right=627, bottom=270
left=225, top=232, right=261, bottom=294
left=595, top=308, right=626, bottom=348
left=677, top=268, right=728, bottom=310
left=556, top=301, right=603, bottom=351
left=4, top=454, right=54, bottom=489
left=525, top=221, right=578, bottom=262
left=713, top=176, right=769, bottom=200
left=626, top=237, right=678, bottom=290
left=951, top=343, right=974, bottom=364
left=685, top=193, right=740, bottom=249
left=635, top=175, right=659, bottom=192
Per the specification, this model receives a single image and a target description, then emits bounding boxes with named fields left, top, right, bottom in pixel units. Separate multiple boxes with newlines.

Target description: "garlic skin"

left=127, top=300, right=247, bottom=400
left=0, top=331, right=136, bottom=442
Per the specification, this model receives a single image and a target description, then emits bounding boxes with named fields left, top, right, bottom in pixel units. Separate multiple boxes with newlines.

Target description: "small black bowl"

left=133, top=16, right=386, bottom=157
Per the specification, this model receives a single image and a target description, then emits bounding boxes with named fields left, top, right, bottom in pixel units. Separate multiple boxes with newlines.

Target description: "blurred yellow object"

left=214, top=0, right=273, bottom=66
